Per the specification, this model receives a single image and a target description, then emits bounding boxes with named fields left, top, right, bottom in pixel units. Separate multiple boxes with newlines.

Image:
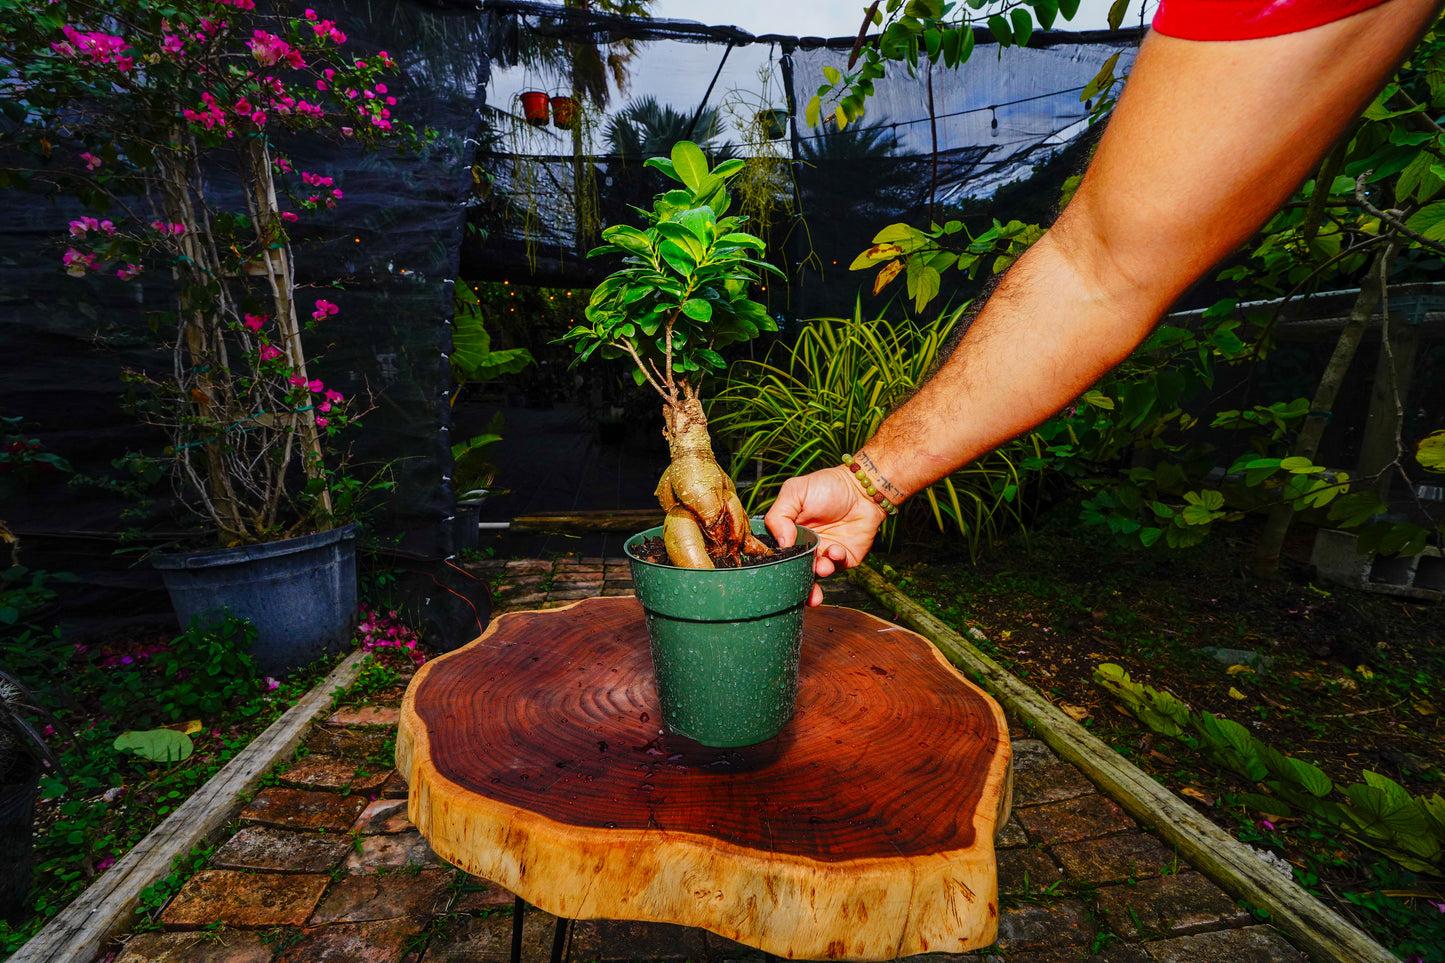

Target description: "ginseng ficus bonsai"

left=560, top=142, right=783, bottom=568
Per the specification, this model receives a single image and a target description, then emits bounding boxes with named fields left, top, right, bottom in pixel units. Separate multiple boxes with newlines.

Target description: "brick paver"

left=97, top=555, right=1321, bottom=963
left=210, top=826, right=351, bottom=874
left=114, top=930, right=277, bottom=963
left=161, top=870, right=329, bottom=928
left=308, top=868, right=452, bottom=924
left=240, top=787, right=368, bottom=832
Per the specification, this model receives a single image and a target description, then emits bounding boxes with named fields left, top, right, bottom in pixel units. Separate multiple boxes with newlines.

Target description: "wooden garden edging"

left=12, top=650, right=371, bottom=963
left=850, top=562, right=1399, bottom=963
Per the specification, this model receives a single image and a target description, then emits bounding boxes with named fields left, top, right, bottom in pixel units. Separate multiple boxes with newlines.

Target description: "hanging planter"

left=756, top=108, right=789, bottom=141
left=519, top=90, right=550, bottom=126
left=550, top=95, right=578, bottom=130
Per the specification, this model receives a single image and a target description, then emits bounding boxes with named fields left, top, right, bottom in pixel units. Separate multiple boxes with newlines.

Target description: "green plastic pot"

left=625, top=519, right=818, bottom=747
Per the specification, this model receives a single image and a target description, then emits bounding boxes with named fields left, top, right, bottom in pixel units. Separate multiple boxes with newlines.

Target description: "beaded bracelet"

left=841, top=453, right=900, bottom=516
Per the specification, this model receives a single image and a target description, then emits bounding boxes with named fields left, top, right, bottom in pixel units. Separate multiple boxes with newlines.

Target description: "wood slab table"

left=397, top=596, right=1012, bottom=961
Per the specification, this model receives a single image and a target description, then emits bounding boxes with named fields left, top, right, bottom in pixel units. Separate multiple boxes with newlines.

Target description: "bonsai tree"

left=560, top=142, right=782, bottom=568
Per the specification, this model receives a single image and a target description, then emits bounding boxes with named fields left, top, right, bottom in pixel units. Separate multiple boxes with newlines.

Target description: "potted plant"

left=0, top=670, right=65, bottom=921
left=559, top=142, right=816, bottom=747
left=519, top=90, right=551, bottom=126
left=4, top=5, right=416, bottom=674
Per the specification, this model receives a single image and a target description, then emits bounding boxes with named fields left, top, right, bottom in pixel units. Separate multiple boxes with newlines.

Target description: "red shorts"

left=1152, top=0, right=1396, bottom=40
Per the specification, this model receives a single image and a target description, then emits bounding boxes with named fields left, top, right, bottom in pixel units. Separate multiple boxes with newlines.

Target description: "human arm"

left=768, top=0, right=1443, bottom=604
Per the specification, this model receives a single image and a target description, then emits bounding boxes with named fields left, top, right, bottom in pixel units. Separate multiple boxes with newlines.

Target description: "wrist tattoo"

left=856, top=451, right=905, bottom=500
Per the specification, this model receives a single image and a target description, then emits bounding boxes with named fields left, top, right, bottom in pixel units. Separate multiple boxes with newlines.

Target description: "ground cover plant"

left=876, top=519, right=1444, bottom=961
left=0, top=601, right=426, bottom=956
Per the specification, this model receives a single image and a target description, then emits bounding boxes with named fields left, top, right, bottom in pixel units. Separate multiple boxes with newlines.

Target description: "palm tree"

left=603, top=96, right=729, bottom=162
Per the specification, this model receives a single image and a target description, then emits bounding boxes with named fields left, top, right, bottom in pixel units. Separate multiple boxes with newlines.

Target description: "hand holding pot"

left=766, top=466, right=885, bottom=606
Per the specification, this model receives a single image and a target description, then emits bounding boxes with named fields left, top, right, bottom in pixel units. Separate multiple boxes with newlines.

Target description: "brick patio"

left=103, top=557, right=1309, bottom=963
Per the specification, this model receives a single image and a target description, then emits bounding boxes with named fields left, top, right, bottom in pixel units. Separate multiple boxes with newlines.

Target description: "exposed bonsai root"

left=656, top=390, right=770, bottom=568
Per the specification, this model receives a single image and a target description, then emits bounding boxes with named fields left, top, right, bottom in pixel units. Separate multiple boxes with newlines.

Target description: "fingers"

left=808, top=583, right=823, bottom=607
left=764, top=476, right=805, bottom=548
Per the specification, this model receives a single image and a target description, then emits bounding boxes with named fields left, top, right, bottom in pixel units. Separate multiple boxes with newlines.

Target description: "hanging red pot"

left=519, top=90, right=550, bottom=126
left=551, top=95, right=578, bottom=131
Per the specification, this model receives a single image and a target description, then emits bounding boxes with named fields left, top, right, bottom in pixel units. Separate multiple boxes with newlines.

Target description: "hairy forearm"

left=863, top=225, right=1158, bottom=499
left=855, top=0, right=1440, bottom=502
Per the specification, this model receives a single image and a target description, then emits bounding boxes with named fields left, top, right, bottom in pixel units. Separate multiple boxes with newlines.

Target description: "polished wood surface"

left=398, top=596, right=1011, bottom=960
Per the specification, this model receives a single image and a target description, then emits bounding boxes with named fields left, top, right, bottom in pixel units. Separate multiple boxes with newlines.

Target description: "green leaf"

left=823, top=65, right=842, bottom=85
left=1405, top=200, right=1445, bottom=242
left=988, top=14, right=1013, bottom=47
left=805, top=95, right=822, bottom=129
left=1107, top=0, right=1130, bottom=30
left=1417, top=429, right=1445, bottom=472
left=670, top=141, right=710, bottom=191
left=1032, top=0, right=1059, bottom=30
left=1058, top=0, right=1081, bottom=19
left=115, top=729, right=193, bottom=763
left=643, top=156, right=680, bottom=182
left=1009, top=8, right=1034, bottom=47
left=681, top=298, right=713, bottom=323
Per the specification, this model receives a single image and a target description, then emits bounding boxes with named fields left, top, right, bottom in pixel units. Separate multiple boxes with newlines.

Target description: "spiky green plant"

left=711, top=304, right=1037, bottom=560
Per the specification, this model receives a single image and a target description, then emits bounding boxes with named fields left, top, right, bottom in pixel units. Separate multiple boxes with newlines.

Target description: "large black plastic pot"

left=0, top=753, right=40, bottom=922
left=152, top=524, right=358, bottom=677
left=625, top=520, right=818, bottom=748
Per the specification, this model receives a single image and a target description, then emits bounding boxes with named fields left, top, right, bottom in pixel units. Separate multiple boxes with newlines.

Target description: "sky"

left=645, top=0, right=1160, bottom=38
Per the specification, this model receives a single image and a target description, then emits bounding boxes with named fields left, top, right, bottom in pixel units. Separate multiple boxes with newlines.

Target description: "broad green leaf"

left=681, top=298, right=712, bottom=322
left=712, top=158, right=745, bottom=178
left=1058, top=0, right=1081, bottom=18
left=988, top=14, right=1012, bottom=47
left=1417, top=429, right=1445, bottom=472
left=1010, top=8, right=1033, bottom=47
left=643, top=156, right=680, bottom=182
left=115, top=728, right=193, bottom=763
left=1107, top=0, right=1129, bottom=30
left=806, top=95, right=821, bottom=129
left=670, top=141, right=709, bottom=191
left=1405, top=200, right=1445, bottom=242
left=1032, top=0, right=1059, bottom=30
left=823, top=65, right=841, bottom=85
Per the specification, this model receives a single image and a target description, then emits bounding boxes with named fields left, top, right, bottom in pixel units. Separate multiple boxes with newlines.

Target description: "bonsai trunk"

left=655, top=385, right=769, bottom=568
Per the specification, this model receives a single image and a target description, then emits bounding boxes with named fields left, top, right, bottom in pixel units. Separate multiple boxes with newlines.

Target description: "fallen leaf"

left=1059, top=702, right=1091, bottom=722
left=1414, top=701, right=1438, bottom=716
left=1228, top=687, right=1246, bottom=700
left=182, top=719, right=203, bottom=735
left=1111, top=703, right=1135, bottom=718
left=1180, top=786, right=1214, bottom=806
left=1226, top=664, right=1254, bottom=676
left=1355, top=664, right=1375, bottom=680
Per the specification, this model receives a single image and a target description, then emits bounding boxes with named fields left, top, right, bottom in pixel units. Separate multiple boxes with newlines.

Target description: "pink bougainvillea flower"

left=69, top=217, right=99, bottom=236
left=62, top=248, right=97, bottom=276
left=307, top=379, right=324, bottom=393
left=316, top=80, right=328, bottom=91
left=116, top=263, right=143, bottom=281
left=248, top=30, right=303, bottom=69
left=331, top=188, right=343, bottom=199
left=242, top=313, right=267, bottom=331
left=161, top=32, right=184, bottom=55
left=288, top=374, right=307, bottom=387
left=324, top=389, right=344, bottom=404
left=375, top=83, right=388, bottom=94
left=80, top=152, right=102, bottom=170
left=318, top=401, right=331, bottom=413
left=311, top=299, right=339, bottom=320
left=258, top=344, right=283, bottom=361
left=315, top=416, right=329, bottom=428
left=340, top=126, right=353, bottom=137
left=274, top=155, right=293, bottom=172
left=280, top=211, right=299, bottom=222
left=263, top=676, right=280, bottom=691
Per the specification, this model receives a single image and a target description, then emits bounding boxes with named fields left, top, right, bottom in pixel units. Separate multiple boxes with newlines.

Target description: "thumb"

left=764, top=477, right=805, bottom=548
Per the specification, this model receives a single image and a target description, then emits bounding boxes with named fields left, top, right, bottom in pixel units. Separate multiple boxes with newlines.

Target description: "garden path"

left=100, top=558, right=1308, bottom=963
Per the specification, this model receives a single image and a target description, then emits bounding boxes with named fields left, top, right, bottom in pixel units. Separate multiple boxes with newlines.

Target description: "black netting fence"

left=465, top=0, right=1141, bottom=320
